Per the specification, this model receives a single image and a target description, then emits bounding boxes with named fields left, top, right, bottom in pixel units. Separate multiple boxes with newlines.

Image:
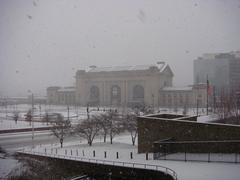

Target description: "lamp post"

left=31, top=93, right=34, bottom=141
left=28, top=90, right=34, bottom=148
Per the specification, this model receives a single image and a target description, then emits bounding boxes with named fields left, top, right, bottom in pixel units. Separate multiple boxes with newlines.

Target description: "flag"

left=207, top=78, right=212, bottom=96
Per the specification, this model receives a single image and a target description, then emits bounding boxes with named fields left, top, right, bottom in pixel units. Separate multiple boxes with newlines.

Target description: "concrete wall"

left=138, top=116, right=240, bottom=153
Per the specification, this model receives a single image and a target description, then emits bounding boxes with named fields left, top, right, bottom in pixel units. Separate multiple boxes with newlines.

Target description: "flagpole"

left=207, top=75, right=209, bottom=115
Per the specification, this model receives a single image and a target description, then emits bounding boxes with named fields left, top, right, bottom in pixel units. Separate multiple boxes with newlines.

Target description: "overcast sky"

left=0, top=0, right=240, bottom=97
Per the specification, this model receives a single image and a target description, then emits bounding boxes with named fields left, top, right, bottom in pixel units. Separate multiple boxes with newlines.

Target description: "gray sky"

left=0, top=0, right=240, bottom=97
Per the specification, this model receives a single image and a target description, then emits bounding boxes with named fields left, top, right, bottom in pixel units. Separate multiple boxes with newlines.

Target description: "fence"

left=18, top=149, right=177, bottom=180
left=153, top=140, right=240, bottom=163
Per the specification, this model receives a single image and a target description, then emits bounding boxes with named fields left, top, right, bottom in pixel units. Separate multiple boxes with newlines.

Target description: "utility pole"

left=67, top=105, right=70, bottom=121
left=31, top=93, right=34, bottom=148
left=196, top=98, right=199, bottom=116
left=196, top=84, right=199, bottom=116
left=206, top=75, right=209, bottom=115
left=5, top=98, right=8, bottom=120
left=39, top=104, right=41, bottom=121
left=87, top=104, right=89, bottom=119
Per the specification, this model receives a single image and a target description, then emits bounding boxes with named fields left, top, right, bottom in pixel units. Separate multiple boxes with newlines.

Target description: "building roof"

left=86, top=63, right=168, bottom=73
left=57, top=87, right=75, bottom=92
left=161, top=86, right=192, bottom=91
left=47, top=86, right=60, bottom=90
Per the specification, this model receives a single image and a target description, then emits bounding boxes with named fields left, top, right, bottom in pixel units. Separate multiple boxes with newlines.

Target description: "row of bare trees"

left=51, top=111, right=139, bottom=148
left=214, top=90, right=240, bottom=124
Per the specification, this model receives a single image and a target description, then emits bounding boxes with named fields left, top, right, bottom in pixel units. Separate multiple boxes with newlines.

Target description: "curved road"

left=0, top=130, right=79, bottom=151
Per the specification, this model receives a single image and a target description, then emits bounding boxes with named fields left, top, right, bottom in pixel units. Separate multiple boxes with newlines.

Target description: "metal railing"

left=154, top=140, right=240, bottom=164
left=18, top=149, right=177, bottom=180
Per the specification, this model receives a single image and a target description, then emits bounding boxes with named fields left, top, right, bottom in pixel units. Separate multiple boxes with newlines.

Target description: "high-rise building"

left=194, top=51, right=240, bottom=94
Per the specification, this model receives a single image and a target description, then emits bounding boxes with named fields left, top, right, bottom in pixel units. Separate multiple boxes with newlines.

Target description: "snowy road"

left=0, top=131, right=79, bottom=151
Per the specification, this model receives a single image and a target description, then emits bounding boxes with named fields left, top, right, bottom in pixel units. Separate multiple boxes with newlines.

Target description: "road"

left=0, top=130, right=79, bottom=152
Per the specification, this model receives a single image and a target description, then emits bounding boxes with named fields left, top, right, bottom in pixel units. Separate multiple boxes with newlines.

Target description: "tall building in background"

left=194, top=51, right=240, bottom=94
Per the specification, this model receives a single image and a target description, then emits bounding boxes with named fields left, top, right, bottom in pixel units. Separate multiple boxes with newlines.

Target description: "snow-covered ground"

left=0, top=104, right=217, bottom=131
left=19, top=134, right=240, bottom=180
left=0, top=119, right=51, bottom=131
left=0, top=104, right=114, bottom=130
left=0, top=153, right=19, bottom=180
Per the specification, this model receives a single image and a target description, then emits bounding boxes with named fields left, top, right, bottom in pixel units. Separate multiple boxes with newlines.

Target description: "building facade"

left=194, top=52, right=240, bottom=94
left=75, top=63, right=173, bottom=107
left=47, top=61, right=210, bottom=108
left=47, top=86, right=75, bottom=105
left=158, top=84, right=208, bottom=108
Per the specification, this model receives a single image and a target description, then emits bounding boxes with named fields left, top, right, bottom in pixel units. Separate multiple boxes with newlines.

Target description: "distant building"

left=75, top=62, right=173, bottom=106
left=194, top=51, right=240, bottom=94
left=47, top=86, right=75, bottom=105
left=47, top=58, right=217, bottom=108
left=159, top=83, right=208, bottom=108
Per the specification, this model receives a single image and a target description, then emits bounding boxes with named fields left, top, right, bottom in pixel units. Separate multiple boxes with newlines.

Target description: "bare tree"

left=25, top=109, right=32, bottom=125
left=107, top=111, right=123, bottom=144
left=51, top=114, right=71, bottom=148
left=75, top=116, right=100, bottom=146
left=215, top=89, right=240, bottom=124
left=97, top=113, right=110, bottom=143
left=123, top=112, right=138, bottom=146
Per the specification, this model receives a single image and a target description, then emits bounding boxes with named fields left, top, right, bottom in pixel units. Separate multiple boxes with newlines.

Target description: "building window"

left=111, top=85, right=121, bottom=105
left=162, top=94, right=166, bottom=105
left=133, top=85, right=144, bottom=101
left=112, top=86, right=119, bottom=97
left=168, top=94, right=172, bottom=104
left=179, top=94, right=183, bottom=104
left=90, top=86, right=100, bottom=104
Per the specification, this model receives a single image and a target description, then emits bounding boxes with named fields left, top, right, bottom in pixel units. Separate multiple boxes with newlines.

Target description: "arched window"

left=133, top=85, right=144, bottom=100
left=111, top=85, right=121, bottom=105
left=90, top=86, right=100, bottom=104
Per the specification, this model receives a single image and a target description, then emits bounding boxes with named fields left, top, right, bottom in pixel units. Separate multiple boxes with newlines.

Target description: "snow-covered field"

left=20, top=134, right=240, bottom=180
left=0, top=104, right=106, bottom=130
left=0, top=104, right=217, bottom=131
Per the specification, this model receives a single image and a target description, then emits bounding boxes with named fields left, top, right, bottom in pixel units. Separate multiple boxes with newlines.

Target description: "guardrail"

left=18, top=149, right=177, bottom=180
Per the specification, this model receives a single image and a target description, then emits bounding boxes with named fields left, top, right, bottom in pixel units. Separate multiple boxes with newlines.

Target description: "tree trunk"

left=60, top=138, right=63, bottom=148
left=88, top=140, right=92, bottom=146
left=132, top=137, right=135, bottom=146
left=104, top=134, right=107, bottom=143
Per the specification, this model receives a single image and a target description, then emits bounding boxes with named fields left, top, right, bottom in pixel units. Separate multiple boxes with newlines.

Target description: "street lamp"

left=28, top=90, right=34, bottom=148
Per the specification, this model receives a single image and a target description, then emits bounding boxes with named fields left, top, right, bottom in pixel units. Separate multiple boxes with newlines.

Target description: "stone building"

left=47, top=86, right=75, bottom=105
left=75, top=62, right=173, bottom=106
left=158, top=83, right=208, bottom=108
left=46, top=62, right=209, bottom=108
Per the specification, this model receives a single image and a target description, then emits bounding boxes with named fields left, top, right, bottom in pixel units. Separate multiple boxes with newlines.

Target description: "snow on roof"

left=161, top=86, right=192, bottom=91
left=57, top=87, right=75, bottom=92
left=86, top=63, right=167, bottom=73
